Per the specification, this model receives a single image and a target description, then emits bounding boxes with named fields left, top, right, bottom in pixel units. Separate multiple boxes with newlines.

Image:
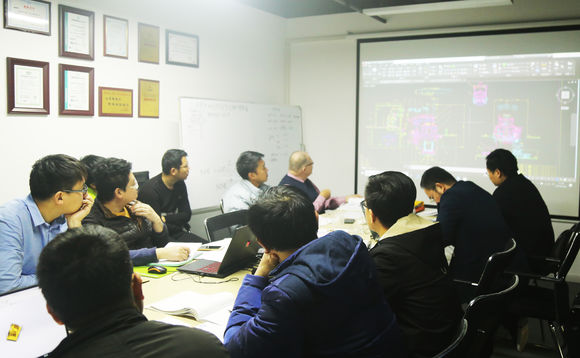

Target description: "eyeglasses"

left=62, top=184, right=88, bottom=194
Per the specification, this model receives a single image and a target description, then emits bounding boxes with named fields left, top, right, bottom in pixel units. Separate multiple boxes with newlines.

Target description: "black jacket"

left=46, top=307, right=230, bottom=358
left=370, top=223, right=462, bottom=357
left=493, top=174, right=554, bottom=273
left=83, top=200, right=169, bottom=250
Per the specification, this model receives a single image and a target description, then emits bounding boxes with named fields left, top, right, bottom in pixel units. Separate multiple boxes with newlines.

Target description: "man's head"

left=29, top=154, right=88, bottom=213
left=37, top=225, right=139, bottom=329
left=486, top=148, right=518, bottom=186
left=94, top=158, right=137, bottom=205
left=236, top=151, right=268, bottom=187
left=248, top=185, right=318, bottom=252
left=288, top=151, right=314, bottom=180
left=80, top=154, right=104, bottom=190
left=364, top=171, right=416, bottom=231
left=420, top=166, right=457, bottom=204
left=162, top=149, right=189, bottom=181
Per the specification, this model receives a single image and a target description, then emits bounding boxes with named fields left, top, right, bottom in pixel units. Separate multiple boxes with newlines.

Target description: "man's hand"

left=254, top=252, right=280, bottom=277
left=320, top=189, right=331, bottom=199
left=66, top=195, right=94, bottom=228
left=156, top=246, right=190, bottom=261
left=129, top=201, right=164, bottom=232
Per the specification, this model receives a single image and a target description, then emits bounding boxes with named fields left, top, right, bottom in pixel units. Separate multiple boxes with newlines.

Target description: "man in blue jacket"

left=224, top=185, right=405, bottom=358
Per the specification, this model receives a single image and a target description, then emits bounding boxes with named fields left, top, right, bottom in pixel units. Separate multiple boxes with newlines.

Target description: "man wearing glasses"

left=0, top=154, right=94, bottom=294
left=83, top=157, right=189, bottom=266
left=138, top=149, right=205, bottom=242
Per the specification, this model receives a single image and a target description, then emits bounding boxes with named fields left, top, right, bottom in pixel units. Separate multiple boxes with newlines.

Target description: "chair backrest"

left=432, top=318, right=468, bottom=358
left=133, top=171, right=150, bottom=187
left=557, top=229, right=580, bottom=280
left=204, top=210, right=248, bottom=242
left=460, top=274, right=520, bottom=358
left=474, top=238, right=517, bottom=296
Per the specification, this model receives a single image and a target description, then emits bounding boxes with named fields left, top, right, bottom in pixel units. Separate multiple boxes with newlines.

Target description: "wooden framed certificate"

left=99, top=87, right=133, bottom=117
left=59, top=5, right=94, bottom=60
left=59, top=64, right=94, bottom=116
left=103, top=15, right=128, bottom=59
left=138, top=79, right=159, bottom=118
left=166, top=30, right=199, bottom=67
left=4, top=0, right=51, bottom=35
left=7, top=57, right=49, bottom=114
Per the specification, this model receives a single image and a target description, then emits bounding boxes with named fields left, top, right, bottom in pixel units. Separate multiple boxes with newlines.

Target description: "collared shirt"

left=221, top=179, right=269, bottom=213
left=370, top=213, right=435, bottom=249
left=0, top=195, right=67, bottom=294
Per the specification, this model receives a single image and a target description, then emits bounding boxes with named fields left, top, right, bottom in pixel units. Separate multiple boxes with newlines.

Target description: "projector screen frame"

left=355, top=24, right=580, bottom=220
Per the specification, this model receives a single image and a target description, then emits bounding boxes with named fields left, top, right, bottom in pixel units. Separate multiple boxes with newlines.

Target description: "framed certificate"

left=4, top=0, right=50, bottom=35
left=103, top=15, right=128, bottom=59
left=138, top=23, right=159, bottom=64
left=59, top=64, right=94, bottom=116
left=166, top=30, right=199, bottom=68
left=59, top=5, right=94, bottom=60
left=99, top=87, right=132, bottom=117
left=138, top=79, right=159, bottom=118
left=7, top=57, right=49, bottom=114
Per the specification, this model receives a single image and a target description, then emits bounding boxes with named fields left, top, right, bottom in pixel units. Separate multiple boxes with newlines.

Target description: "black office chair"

left=204, top=210, right=248, bottom=242
left=432, top=318, right=468, bottom=358
left=508, top=223, right=580, bottom=358
left=454, top=238, right=517, bottom=302
left=133, top=171, right=150, bottom=187
left=437, top=274, right=519, bottom=358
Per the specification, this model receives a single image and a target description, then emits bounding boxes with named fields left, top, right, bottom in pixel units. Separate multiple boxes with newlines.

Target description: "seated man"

left=138, top=149, right=205, bottom=242
left=0, top=154, right=93, bottom=294
left=420, top=166, right=510, bottom=284
left=364, top=171, right=462, bottom=356
left=83, top=157, right=189, bottom=266
left=224, top=186, right=406, bottom=358
left=222, top=151, right=269, bottom=213
left=279, top=151, right=349, bottom=213
left=486, top=148, right=554, bottom=273
left=37, top=225, right=230, bottom=358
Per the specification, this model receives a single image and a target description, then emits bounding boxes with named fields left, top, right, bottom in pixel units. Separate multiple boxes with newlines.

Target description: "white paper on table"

left=196, top=238, right=231, bottom=261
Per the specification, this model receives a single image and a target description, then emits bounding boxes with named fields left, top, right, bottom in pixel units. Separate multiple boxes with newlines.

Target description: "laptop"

left=0, top=286, right=67, bottom=357
left=178, top=225, right=260, bottom=278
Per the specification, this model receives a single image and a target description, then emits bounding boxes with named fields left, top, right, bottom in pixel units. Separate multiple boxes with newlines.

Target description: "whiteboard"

left=179, top=98, right=302, bottom=210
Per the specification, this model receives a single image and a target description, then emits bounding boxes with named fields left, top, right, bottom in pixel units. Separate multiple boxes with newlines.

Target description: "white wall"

left=0, top=0, right=286, bottom=204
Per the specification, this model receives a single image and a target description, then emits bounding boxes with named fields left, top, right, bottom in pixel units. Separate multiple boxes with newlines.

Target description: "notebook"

left=178, top=225, right=259, bottom=278
left=0, top=286, right=67, bottom=357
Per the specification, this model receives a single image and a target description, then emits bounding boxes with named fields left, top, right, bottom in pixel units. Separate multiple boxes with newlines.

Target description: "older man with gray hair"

left=279, top=151, right=356, bottom=213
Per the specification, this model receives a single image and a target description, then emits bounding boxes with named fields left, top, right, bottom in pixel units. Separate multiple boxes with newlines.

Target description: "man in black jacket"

left=486, top=148, right=554, bottom=273
left=364, top=171, right=462, bottom=357
left=139, top=149, right=205, bottom=242
left=37, top=225, right=230, bottom=358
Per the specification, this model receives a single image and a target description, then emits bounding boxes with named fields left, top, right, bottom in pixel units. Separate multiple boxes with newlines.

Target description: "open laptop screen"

left=0, top=286, right=66, bottom=357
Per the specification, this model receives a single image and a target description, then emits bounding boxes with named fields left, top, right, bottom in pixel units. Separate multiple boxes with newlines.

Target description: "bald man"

left=279, top=151, right=354, bottom=213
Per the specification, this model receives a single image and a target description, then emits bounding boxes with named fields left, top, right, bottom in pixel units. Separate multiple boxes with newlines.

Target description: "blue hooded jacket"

left=224, top=230, right=406, bottom=358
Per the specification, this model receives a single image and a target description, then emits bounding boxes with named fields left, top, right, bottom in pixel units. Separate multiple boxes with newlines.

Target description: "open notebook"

left=147, top=291, right=234, bottom=322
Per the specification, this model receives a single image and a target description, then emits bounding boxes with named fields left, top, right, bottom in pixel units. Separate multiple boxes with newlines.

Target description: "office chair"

left=508, top=223, right=580, bottom=358
left=204, top=209, right=248, bottom=242
left=431, top=319, right=468, bottom=358
left=453, top=238, right=517, bottom=302
left=133, top=171, right=150, bottom=187
left=436, top=274, right=519, bottom=358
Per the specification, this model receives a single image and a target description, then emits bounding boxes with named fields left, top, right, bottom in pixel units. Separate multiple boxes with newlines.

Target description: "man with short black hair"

left=139, top=149, right=205, bottom=242
left=80, top=154, right=104, bottom=200
left=224, top=186, right=406, bottom=358
left=486, top=148, right=554, bottom=273
left=420, top=166, right=510, bottom=284
left=37, top=225, right=230, bottom=358
left=221, top=151, right=269, bottom=213
left=0, top=154, right=93, bottom=294
left=364, top=171, right=462, bottom=356
left=83, top=157, right=189, bottom=266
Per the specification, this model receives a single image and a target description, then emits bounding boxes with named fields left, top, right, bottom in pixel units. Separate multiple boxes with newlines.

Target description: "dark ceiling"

left=237, top=0, right=461, bottom=18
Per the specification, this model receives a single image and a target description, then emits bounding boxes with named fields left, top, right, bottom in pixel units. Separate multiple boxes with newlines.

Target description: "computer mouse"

left=147, top=265, right=167, bottom=274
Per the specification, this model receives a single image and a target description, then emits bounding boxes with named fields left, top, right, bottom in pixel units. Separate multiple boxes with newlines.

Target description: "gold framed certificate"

left=99, top=87, right=132, bottom=117
left=138, top=23, right=159, bottom=64
left=138, top=79, right=159, bottom=118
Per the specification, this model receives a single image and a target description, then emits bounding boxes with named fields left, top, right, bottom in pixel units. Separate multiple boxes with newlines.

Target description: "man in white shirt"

left=222, top=151, right=269, bottom=213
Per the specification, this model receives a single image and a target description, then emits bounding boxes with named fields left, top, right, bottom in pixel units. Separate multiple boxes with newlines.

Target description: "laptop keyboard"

left=199, top=261, right=221, bottom=273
